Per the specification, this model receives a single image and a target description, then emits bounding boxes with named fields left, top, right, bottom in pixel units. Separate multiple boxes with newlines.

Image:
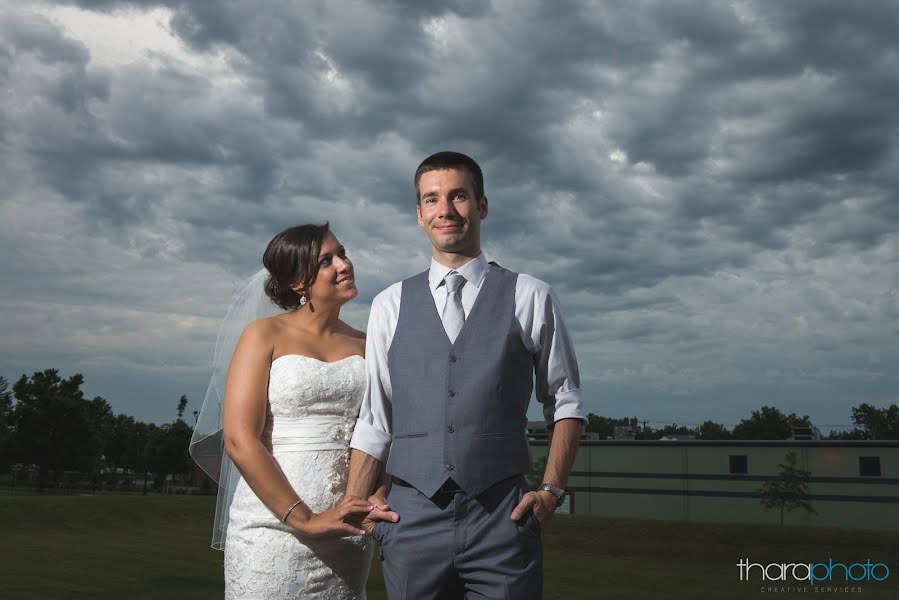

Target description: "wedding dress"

left=223, top=354, right=372, bottom=599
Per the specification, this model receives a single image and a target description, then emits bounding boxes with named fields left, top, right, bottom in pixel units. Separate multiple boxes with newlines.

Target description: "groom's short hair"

left=414, top=151, right=484, bottom=203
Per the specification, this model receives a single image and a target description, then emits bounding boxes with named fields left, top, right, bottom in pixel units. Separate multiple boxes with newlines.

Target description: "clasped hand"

left=346, top=494, right=400, bottom=536
left=291, top=496, right=373, bottom=538
left=308, top=489, right=550, bottom=537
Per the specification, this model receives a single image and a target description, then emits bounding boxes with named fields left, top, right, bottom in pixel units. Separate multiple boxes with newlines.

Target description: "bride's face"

left=303, top=233, right=357, bottom=306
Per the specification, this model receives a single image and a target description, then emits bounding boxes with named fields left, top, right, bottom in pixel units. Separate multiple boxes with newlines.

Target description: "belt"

left=267, top=416, right=350, bottom=451
left=392, top=477, right=465, bottom=495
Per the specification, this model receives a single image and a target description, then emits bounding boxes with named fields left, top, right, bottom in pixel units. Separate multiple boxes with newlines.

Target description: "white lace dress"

left=223, top=355, right=372, bottom=599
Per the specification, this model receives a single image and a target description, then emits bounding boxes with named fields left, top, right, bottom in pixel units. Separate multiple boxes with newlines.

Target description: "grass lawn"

left=1, top=490, right=897, bottom=599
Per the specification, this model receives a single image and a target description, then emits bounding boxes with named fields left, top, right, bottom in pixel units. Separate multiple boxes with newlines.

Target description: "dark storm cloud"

left=23, top=0, right=899, bottom=260
left=1, top=13, right=111, bottom=210
left=2, top=0, right=898, bottom=425
left=1, top=12, right=88, bottom=64
left=604, top=1, right=899, bottom=184
left=568, top=0, right=899, bottom=261
left=388, top=0, right=491, bottom=19
left=110, top=1, right=617, bottom=186
left=1, top=12, right=284, bottom=235
left=48, top=0, right=899, bottom=203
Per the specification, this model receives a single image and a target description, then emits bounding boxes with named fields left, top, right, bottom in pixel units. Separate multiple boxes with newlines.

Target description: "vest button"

left=447, top=425, right=455, bottom=433
left=446, top=464, right=454, bottom=471
left=449, top=355, right=457, bottom=362
left=448, top=390, right=455, bottom=397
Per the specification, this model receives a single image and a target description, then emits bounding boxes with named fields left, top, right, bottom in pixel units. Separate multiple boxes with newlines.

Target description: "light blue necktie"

left=442, top=271, right=466, bottom=343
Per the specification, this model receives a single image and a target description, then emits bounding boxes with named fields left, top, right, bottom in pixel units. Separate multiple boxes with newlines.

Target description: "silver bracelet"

left=281, top=498, right=304, bottom=524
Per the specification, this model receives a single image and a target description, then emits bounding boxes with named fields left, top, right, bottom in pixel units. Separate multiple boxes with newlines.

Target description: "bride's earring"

left=298, top=290, right=308, bottom=308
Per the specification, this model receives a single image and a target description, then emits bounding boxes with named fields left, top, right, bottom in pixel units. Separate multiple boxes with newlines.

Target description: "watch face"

left=540, top=484, right=564, bottom=504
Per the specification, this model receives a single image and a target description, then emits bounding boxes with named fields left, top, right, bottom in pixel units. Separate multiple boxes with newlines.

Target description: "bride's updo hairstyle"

left=263, top=223, right=330, bottom=310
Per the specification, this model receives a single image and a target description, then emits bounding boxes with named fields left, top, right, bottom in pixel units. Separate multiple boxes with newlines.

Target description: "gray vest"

left=386, top=263, right=533, bottom=497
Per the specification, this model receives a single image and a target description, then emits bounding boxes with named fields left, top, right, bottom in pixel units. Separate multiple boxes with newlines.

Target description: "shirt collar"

left=428, top=253, right=489, bottom=291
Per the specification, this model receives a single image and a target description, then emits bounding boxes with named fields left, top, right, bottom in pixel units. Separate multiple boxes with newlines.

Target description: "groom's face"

left=416, top=168, right=488, bottom=256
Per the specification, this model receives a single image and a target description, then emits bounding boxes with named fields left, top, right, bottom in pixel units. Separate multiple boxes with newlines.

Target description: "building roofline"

left=529, top=440, right=899, bottom=448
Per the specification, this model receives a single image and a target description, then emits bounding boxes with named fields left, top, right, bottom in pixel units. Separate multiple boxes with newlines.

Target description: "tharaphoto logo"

left=737, top=558, right=890, bottom=592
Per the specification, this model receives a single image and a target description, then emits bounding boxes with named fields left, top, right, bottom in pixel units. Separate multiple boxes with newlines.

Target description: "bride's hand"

left=292, top=497, right=372, bottom=538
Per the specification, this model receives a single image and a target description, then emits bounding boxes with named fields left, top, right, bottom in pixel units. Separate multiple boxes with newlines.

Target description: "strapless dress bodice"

left=262, top=354, right=366, bottom=451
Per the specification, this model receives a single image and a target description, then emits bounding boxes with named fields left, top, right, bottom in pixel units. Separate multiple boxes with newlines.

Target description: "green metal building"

left=530, top=440, right=899, bottom=531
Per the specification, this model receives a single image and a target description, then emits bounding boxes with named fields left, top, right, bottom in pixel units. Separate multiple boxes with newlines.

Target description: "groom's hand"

left=360, top=494, right=399, bottom=536
left=510, top=490, right=556, bottom=524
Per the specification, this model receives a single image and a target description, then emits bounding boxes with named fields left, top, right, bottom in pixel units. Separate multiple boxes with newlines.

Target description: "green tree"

left=697, top=420, right=731, bottom=440
left=652, top=424, right=696, bottom=440
left=83, top=396, right=113, bottom=487
left=11, top=370, right=95, bottom=491
left=138, top=421, right=160, bottom=493
left=104, top=414, right=141, bottom=472
left=851, top=403, right=899, bottom=440
left=758, top=452, right=817, bottom=525
left=585, top=414, right=641, bottom=439
left=733, top=406, right=811, bottom=440
left=144, top=396, right=194, bottom=489
left=526, top=455, right=548, bottom=491
left=585, top=413, right=613, bottom=438
left=146, top=421, right=193, bottom=489
left=176, top=394, right=188, bottom=420
left=824, top=428, right=866, bottom=440
left=0, top=376, right=12, bottom=471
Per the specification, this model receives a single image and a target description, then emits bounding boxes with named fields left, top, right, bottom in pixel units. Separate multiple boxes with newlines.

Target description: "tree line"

left=585, top=404, right=899, bottom=440
left=0, top=370, right=195, bottom=492
left=2, top=369, right=897, bottom=493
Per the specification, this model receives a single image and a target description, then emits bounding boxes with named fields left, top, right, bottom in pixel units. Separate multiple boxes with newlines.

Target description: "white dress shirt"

left=350, top=253, right=585, bottom=463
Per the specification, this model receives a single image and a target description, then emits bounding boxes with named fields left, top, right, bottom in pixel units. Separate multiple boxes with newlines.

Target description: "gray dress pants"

left=373, top=476, right=542, bottom=599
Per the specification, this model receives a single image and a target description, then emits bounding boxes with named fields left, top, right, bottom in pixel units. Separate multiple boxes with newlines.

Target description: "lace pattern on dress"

left=224, top=355, right=371, bottom=600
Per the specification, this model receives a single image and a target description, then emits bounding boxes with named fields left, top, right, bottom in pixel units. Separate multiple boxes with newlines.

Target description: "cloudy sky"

left=1, top=1, right=897, bottom=432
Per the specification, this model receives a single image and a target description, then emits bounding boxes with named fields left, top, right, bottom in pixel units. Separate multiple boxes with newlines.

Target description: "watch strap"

left=538, top=483, right=565, bottom=507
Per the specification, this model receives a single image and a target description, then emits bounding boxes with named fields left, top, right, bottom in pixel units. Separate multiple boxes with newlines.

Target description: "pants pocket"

left=373, top=520, right=386, bottom=545
left=375, top=518, right=398, bottom=547
left=516, top=510, right=542, bottom=539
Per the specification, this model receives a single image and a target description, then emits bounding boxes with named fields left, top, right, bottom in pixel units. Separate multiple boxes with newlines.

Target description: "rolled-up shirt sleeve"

left=517, top=275, right=586, bottom=426
left=350, top=288, right=397, bottom=463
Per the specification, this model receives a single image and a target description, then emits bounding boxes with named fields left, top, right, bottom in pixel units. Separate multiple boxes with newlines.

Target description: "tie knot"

left=444, top=272, right=466, bottom=294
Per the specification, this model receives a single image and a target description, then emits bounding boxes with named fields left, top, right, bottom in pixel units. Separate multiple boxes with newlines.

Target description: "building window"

left=859, top=456, right=881, bottom=477
left=729, top=455, right=748, bottom=474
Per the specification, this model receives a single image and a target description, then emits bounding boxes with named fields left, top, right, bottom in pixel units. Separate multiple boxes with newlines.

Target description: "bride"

left=190, top=223, right=387, bottom=599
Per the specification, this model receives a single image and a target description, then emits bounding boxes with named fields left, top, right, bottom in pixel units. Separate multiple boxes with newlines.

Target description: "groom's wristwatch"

left=537, top=483, right=566, bottom=507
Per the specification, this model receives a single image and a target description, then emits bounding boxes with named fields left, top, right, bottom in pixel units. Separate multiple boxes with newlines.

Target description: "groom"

left=347, top=151, right=585, bottom=599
